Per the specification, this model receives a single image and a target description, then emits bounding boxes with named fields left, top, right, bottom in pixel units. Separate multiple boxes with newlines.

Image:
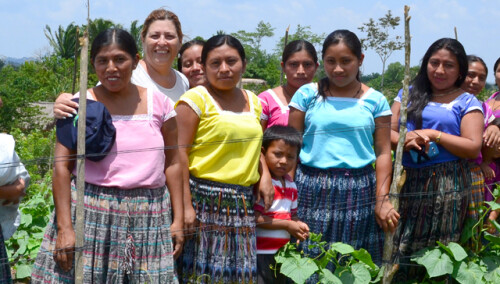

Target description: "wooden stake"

left=280, top=25, right=290, bottom=85
left=382, top=5, right=411, bottom=284
left=72, top=27, right=79, bottom=94
left=454, top=27, right=458, bottom=40
left=74, top=2, right=89, bottom=283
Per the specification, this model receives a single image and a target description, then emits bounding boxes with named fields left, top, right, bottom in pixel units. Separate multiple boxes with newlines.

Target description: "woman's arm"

left=415, top=110, right=484, bottom=159
left=175, top=102, right=200, bottom=237
left=390, top=101, right=401, bottom=150
left=373, top=115, right=400, bottom=233
left=53, top=93, right=78, bottom=119
left=52, top=142, right=76, bottom=272
left=288, top=107, right=305, bottom=133
left=0, top=178, right=25, bottom=204
left=162, top=117, right=185, bottom=259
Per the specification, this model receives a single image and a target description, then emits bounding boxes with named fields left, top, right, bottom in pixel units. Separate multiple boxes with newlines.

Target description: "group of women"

left=25, top=6, right=500, bottom=284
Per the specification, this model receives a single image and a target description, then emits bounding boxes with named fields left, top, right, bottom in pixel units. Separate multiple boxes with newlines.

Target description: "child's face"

left=264, top=139, right=298, bottom=179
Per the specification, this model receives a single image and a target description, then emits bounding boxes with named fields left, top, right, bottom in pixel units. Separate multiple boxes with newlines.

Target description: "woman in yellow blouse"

left=175, top=34, right=267, bottom=284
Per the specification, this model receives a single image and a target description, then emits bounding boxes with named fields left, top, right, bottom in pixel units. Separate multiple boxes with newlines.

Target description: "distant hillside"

left=0, top=55, right=36, bottom=66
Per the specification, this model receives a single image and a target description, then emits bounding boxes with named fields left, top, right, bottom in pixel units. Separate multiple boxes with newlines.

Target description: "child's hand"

left=1, top=178, right=26, bottom=205
left=480, top=162, right=496, bottom=180
left=288, top=220, right=310, bottom=242
left=486, top=210, right=499, bottom=234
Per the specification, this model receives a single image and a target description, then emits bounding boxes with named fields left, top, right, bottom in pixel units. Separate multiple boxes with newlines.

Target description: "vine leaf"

left=280, top=257, right=318, bottom=284
left=484, top=232, right=500, bottom=245
left=452, top=261, right=484, bottom=284
left=436, top=241, right=467, bottom=262
left=319, top=268, right=342, bottom=284
left=413, top=248, right=453, bottom=278
left=351, top=248, right=377, bottom=271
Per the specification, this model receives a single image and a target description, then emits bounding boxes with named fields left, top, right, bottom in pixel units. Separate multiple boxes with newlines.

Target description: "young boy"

left=254, top=125, right=309, bottom=284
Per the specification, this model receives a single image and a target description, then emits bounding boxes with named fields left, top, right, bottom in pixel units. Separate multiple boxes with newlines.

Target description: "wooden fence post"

left=382, top=5, right=411, bottom=283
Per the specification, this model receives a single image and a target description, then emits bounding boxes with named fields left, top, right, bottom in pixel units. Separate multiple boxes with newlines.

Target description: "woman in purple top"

left=390, top=38, right=484, bottom=281
left=259, top=40, right=318, bottom=129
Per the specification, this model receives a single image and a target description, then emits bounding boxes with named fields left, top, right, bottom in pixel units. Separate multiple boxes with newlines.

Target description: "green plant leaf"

left=319, top=268, right=342, bottom=284
left=335, top=268, right=355, bottom=284
left=489, top=219, right=500, bottom=232
left=21, top=213, right=33, bottom=227
left=484, top=232, right=500, bottom=245
left=351, top=248, right=377, bottom=271
left=280, top=256, right=318, bottom=283
left=330, top=242, right=355, bottom=255
left=481, top=255, right=500, bottom=272
left=485, top=201, right=500, bottom=211
left=414, top=248, right=453, bottom=278
left=484, top=266, right=500, bottom=283
left=446, top=242, right=468, bottom=262
left=459, top=218, right=476, bottom=244
left=371, top=266, right=385, bottom=283
left=452, top=261, right=484, bottom=284
left=351, top=263, right=371, bottom=284
left=15, top=264, right=32, bottom=279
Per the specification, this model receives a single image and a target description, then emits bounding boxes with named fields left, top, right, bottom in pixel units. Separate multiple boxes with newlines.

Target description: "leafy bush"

left=275, top=232, right=383, bottom=283
left=4, top=128, right=55, bottom=279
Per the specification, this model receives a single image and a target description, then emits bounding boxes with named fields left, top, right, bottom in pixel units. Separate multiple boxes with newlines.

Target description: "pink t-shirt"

left=74, top=89, right=176, bottom=189
left=258, top=89, right=290, bottom=128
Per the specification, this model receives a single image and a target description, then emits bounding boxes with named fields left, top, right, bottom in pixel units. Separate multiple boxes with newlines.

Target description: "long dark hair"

left=201, top=34, right=246, bottom=65
left=90, top=28, right=138, bottom=63
left=317, top=30, right=362, bottom=101
left=407, top=38, right=467, bottom=129
left=282, top=40, right=318, bottom=65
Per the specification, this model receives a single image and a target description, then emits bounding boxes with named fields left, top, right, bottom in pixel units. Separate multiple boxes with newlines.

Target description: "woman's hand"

left=375, top=196, right=400, bottom=233
left=483, top=124, right=500, bottom=148
left=404, top=130, right=430, bottom=152
left=54, top=93, right=78, bottom=119
left=183, top=204, right=198, bottom=239
left=0, top=178, right=26, bottom=205
left=54, top=227, right=76, bottom=272
left=170, top=220, right=184, bottom=259
left=486, top=210, right=499, bottom=234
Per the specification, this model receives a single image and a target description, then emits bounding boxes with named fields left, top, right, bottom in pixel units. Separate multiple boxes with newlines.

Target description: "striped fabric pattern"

left=295, top=164, right=384, bottom=284
left=392, top=159, right=471, bottom=282
left=0, top=225, right=12, bottom=284
left=254, top=176, right=298, bottom=254
left=31, top=183, right=177, bottom=283
left=468, top=163, right=485, bottom=221
left=180, top=176, right=256, bottom=284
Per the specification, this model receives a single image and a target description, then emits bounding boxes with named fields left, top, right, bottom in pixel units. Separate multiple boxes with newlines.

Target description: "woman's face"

left=203, top=44, right=245, bottom=91
left=282, top=49, right=318, bottom=89
left=462, top=61, right=487, bottom=96
left=142, top=19, right=181, bottom=68
left=181, top=44, right=206, bottom=87
left=323, top=42, right=363, bottom=88
left=495, top=63, right=500, bottom=89
left=426, top=48, right=460, bottom=93
left=93, top=44, right=138, bottom=93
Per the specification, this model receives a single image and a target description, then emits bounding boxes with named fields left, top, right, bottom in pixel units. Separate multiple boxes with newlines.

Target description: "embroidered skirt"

left=181, top=176, right=256, bottom=284
left=468, top=162, right=485, bottom=221
left=31, top=182, right=177, bottom=283
left=392, top=159, right=471, bottom=281
left=295, top=164, right=384, bottom=269
left=0, top=225, right=12, bottom=284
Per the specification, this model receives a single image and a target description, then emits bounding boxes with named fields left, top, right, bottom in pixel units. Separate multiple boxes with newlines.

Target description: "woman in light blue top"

left=288, top=30, right=397, bottom=276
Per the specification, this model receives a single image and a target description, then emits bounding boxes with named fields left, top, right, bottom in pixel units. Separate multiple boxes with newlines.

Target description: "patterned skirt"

left=468, top=162, right=485, bottom=221
left=0, top=225, right=12, bottom=284
left=392, top=159, right=471, bottom=281
left=181, top=176, right=256, bottom=284
left=31, top=182, right=177, bottom=283
left=295, top=164, right=384, bottom=269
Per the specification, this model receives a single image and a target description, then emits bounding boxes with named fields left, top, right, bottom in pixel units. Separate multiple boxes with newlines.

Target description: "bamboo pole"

left=280, top=25, right=290, bottom=85
left=71, top=27, right=79, bottom=94
left=382, top=5, right=411, bottom=284
left=74, top=2, right=89, bottom=283
left=454, top=27, right=458, bottom=40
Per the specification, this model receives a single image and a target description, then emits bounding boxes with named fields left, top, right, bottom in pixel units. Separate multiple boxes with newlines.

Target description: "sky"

left=1, top=0, right=499, bottom=83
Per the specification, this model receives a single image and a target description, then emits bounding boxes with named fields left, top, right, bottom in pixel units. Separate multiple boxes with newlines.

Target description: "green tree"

left=0, top=58, right=5, bottom=70
left=232, top=21, right=280, bottom=89
left=364, top=62, right=419, bottom=103
left=128, top=20, right=143, bottom=55
left=274, top=24, right=324, bottom=54
left=87, top=18, right=121, bottom=44
left=358, top=10, right=404, bottom=89
left=44, top=23, right=81, bottom=59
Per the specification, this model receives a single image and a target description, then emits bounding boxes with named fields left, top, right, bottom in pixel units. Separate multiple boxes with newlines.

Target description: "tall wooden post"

left=74, top=2, right=89, bottom=283
left=280, top=25, right=290, bottom=85
left=382, top=5, right=411, bottom=283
